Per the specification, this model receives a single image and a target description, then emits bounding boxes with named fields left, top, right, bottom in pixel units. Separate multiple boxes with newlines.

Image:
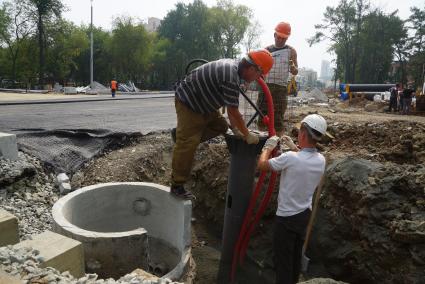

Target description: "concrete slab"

left=0, top=269, right=21, bottom=284
left=0, top=132, right=18, bottom=161
left=64, top=87, right=77, bottom=95
left=14, top=230, right=84, bottom=278
left=0, top=209, right=19, bottom=247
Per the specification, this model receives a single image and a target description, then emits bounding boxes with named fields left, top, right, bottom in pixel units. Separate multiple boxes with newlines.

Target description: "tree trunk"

left=37, top=13, right=44, bottom=86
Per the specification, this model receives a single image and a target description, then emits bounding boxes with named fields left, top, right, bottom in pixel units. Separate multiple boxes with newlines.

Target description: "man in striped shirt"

left=171, top=49, right=273, bottom=199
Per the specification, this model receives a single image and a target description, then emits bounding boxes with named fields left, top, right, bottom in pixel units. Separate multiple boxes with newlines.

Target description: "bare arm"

left=227, top=106, right=249, bottom=136
left=290, top=48, right=298, bottom=75
left=257, top=148, right=273, bottom=171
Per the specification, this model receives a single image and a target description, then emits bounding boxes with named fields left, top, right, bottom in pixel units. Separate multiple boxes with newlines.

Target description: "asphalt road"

left=0, top=96, right=177, bottom=134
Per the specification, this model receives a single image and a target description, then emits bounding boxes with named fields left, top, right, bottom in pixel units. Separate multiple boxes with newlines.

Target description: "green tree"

left=406, top=5, right=425, bottom=87
left=356, top=10, right=405, bottom=83
left=45, top=20, right=89, bottom=84
left=73, top=26, right=112, bottom=86
left=241, top=20, right=263, bottom=53
left=158, top=0, right=220, bottom=80
left=26, top=0, right=64, bottom=85
left=158, top=0, right=252, bottom=85
left=308, top=0, right=356, bottom=82
left=210, top=0, right=251, bottom=58
left=351, top=0, right=369, bottom=82
left=109, top=16, right=153, bottom=84
left=148, top=36, right=174, bottom=89
left=0, top=0, right=33, bottom=82
left=309, top=0, right=410, bottom=84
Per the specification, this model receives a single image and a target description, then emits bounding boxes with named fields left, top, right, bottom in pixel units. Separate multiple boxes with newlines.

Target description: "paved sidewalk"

left=0, top=92, right=91, bottom=101
left=0, top=91, right=174, bottom=105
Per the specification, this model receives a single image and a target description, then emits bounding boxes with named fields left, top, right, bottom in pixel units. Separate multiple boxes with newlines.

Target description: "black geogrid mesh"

left=17, top=129, right=142, bottom=174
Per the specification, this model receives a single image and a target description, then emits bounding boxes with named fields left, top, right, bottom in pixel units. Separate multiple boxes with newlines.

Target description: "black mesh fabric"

left=17, top=129, right=141, bottom=174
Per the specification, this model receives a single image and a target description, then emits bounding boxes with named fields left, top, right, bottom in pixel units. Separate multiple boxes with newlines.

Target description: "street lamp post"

left=90, top=0, right=94, bottom=89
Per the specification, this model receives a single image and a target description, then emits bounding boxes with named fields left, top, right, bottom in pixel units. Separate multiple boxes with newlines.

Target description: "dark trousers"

left=273, top=209, right=311, bottom=284
left=389, top=96, right=397, bottom=112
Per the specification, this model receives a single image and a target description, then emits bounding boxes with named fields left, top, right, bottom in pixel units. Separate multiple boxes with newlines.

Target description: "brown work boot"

left=170, top=185, right=195, bottom=200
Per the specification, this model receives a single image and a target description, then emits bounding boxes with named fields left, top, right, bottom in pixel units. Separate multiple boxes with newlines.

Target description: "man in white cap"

left=257, top=114, right=328, bottom=284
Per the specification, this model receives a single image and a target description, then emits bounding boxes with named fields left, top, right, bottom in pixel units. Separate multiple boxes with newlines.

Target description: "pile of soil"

left=314, top=158, right=424, bottom=283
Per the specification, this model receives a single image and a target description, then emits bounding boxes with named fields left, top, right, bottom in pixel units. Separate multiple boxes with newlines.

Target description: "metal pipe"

left=345, top=84, right=395, bottom=92
left=90, top=0, right=94, bottom=89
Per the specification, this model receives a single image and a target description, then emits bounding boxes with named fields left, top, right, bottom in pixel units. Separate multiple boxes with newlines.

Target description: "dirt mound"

left=298, top=88, right=329, bottom=102
left=314, top=157, right=425, bottom=283
left=326, top=121, right=425, bottom=165
left=72, top=132, right=173, bottom=188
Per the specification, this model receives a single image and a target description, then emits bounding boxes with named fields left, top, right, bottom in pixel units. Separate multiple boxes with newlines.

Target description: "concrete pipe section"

left=52, top=182, right=191, bottom=280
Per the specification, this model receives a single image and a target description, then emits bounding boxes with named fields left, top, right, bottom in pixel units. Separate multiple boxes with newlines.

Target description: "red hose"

left=239, top=169, right=277, bottom=263
left=230, top=78, right=278, bottom=282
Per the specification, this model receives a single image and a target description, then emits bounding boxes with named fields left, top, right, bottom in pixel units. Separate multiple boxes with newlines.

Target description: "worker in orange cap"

left=170, top=49, right=273, bottom=200
left=257, top=21, right=298, bottom=137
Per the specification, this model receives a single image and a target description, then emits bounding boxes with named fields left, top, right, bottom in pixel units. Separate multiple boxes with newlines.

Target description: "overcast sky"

left=60, top=0, right=423, bottom=75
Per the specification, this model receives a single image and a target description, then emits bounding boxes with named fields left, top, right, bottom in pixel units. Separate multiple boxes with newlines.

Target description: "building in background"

left=297, top=67, right=318, bottom=89
left=320, top=60, right=333, bottom=81
left=144, top=17, right=161, bottom=32
left=319, top=60, right=335, bottom=88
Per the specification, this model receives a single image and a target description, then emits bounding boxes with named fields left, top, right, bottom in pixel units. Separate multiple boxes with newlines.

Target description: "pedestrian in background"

left=402, top=85, right=415, bottom=115
left=257, top=114, right=328, bottom=284
left=389, top=83, right=400, bottom=112
left=111, top=79, right=117, bottom=98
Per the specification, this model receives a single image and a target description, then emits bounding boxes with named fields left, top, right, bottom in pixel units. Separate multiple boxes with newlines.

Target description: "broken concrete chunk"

left=56, top=173, right=70, bottom=185
left=0, top=133, right=18, bottom=161
left=59, top=183, right=72, bottom=195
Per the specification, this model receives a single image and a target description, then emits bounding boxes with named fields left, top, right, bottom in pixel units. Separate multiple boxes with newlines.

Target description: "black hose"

left=185, top=59, right=209, bottom=75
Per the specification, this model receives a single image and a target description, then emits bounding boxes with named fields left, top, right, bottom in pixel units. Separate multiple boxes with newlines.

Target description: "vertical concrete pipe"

left=217, top=132, right=267, bottom=283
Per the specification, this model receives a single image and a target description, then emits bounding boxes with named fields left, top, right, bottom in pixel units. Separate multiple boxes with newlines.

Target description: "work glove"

left=245, top=132, right=259, bottom=145
left=280, top=135, right=298, bottom=151
left=263, top=135, right=279, bottom=151
left=231, top=127, right=244, bottom=137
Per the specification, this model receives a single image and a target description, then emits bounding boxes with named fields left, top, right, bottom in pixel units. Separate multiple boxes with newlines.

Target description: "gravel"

left=0, top=246, right=180, bottom=283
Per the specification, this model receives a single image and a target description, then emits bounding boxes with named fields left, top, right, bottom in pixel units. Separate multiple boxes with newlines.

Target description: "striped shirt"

left=175, top=59, right=241, bottom=114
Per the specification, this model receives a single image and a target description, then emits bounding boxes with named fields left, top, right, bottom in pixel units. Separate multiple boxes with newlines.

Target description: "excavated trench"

left=73, top=120, right=425, bottom=283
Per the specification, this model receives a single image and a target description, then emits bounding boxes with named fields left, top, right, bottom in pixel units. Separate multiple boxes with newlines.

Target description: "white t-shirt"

left=268, top=148, right=325, bottom=217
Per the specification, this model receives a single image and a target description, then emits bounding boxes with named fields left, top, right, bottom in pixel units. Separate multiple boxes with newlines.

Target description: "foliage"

left=209, top=0, right=252, bottom=58
left=0, top=0, right=34, bottom=82
left=309, top=0, right=423, bottom=87
left=25, top=0, right=65, bottom=84
left=406, top=5, right=425, bottom=86
left=109, top=16, right=153, bottom=84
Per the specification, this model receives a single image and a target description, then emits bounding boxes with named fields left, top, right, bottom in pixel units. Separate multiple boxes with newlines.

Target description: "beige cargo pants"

left=171, top=98, right=228, bottom=186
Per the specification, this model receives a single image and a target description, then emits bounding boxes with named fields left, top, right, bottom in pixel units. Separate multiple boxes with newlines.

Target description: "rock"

left=59, top=183, right=72, bottom=195
left=364, top=103, right=380, bottom=112
left=56, top=173, right=70, bottom=184
left=315, top=157, right=425, bottom=283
